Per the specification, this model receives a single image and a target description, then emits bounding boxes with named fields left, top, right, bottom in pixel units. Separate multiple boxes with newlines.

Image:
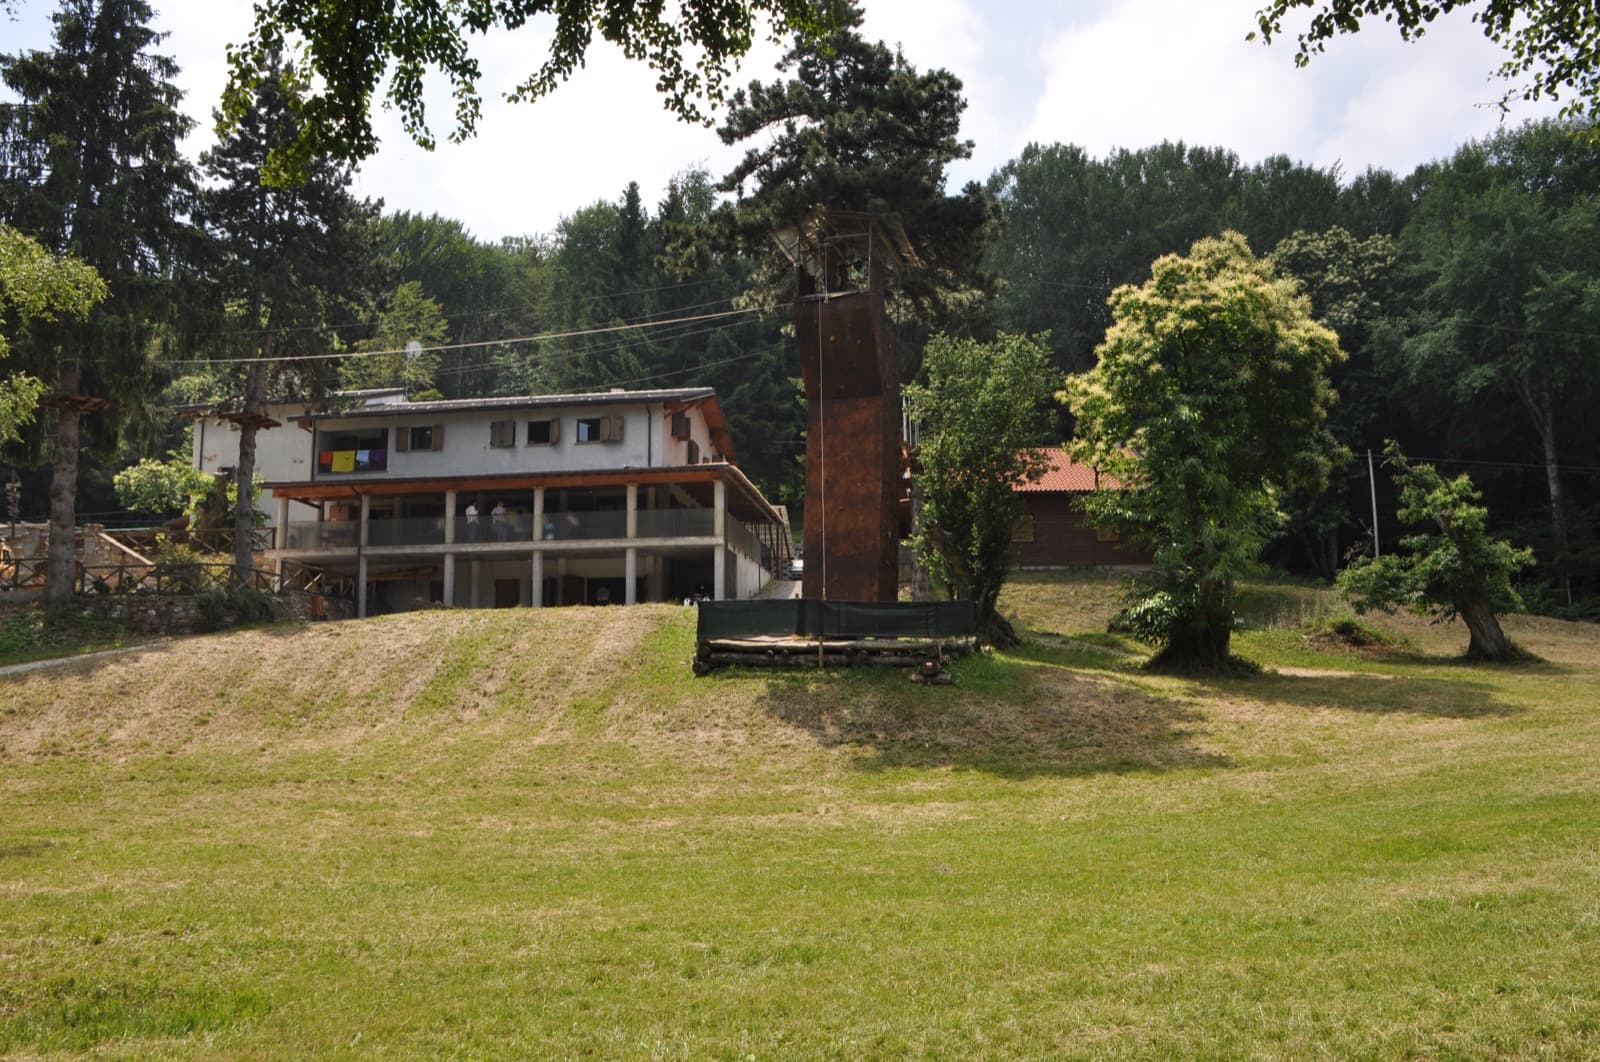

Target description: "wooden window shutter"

left=550, top=418, right=560, bottom=444
left=432, top=424, right=445, bottom=450
left=671, top=411, right=689, bottom=440
left=395, top=426, right=410, bottom=452
left=603, top=414, right=624, bottom=442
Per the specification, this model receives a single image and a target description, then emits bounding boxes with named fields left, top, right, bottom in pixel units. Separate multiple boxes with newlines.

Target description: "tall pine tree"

left=699, top=0, right=993, bottom=366
left=0, top=0, right=196, bottom=609
left=196, top=52, right=377, bottom=582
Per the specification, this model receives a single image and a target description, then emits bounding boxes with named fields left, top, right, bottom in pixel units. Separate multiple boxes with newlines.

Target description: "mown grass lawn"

left=1, top=574, right=1597, bottom=1057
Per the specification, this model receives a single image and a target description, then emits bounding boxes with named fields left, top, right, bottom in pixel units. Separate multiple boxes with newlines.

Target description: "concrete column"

left=626, top=483, right=638, bottom=538
left=359, top=492, right=371, bottom=547
left=713, top=545, right=726, bottom=600
left=357, top=554, right=369, bottom=618
left=625, top=547, right=637, bottom=605
left=533, top=487, right=545, bottom=541
left=275, top=495, right=290, bottom=548
left=443, top=553, right=456, bottom=606
left=649, top=555, right=665, bottom=601
left=469, top=560, right=482, bottom=609
left=531, top=550, right=544, bottom=607
left=444, top=489, right=457, bottom=544
left=713, top=478, right=727, bottom=538
left=556, top=557, right=568, bottom=606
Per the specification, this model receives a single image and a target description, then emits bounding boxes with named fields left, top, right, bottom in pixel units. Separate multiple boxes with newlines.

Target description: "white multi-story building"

left=190, top=387, right=790, bottom=616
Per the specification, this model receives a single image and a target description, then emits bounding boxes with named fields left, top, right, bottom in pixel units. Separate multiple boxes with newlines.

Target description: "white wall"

left=736, top=549, right=766, bottom=599
left=192, top=413, right=319, bottom=526
left=312, top=403, right=656, bottom=481
left=661, top=403, right=719, bottom=466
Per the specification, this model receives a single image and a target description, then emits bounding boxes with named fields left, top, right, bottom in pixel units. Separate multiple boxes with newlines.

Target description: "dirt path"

left=0, top=641, right=169, bottom=679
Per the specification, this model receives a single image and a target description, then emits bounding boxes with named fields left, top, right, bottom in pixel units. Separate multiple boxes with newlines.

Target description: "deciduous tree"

left=0, top=226, right=106, bottom=443
left=224, top=0, right=842, bottom=180
left=905, top=332, right=1057, bottom=646
left=340, top=281, right=448, bottom=398
left=1252, top=0, right=1600, bottom=133
left=1338, top=444, right=1534, bottom=661
left=1065, top=232, right=1344, bottom=668
left=1393, top=120, right=1600, bottom=600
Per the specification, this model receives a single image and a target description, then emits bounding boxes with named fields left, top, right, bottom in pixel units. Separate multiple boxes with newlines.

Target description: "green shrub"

left=194, top=587, right=282, bottom=632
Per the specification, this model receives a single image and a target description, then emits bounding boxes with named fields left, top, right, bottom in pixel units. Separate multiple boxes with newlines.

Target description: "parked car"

left=786, top=557, right=804, bottom=580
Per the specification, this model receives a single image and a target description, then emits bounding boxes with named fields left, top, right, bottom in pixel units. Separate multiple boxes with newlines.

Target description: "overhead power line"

left=165, top=307, right=758, bottom=366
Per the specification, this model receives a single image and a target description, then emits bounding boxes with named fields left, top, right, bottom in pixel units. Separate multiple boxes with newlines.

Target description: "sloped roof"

left=1015, top=448, right=1124, bottom=492
left=301, top=386, right=716, bottom=419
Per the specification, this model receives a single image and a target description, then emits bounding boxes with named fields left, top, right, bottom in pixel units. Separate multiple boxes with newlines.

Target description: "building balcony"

left=274, top=508, right=726, bottom=555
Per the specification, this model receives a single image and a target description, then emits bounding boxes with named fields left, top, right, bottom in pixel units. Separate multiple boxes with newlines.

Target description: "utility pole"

left=1367, top=449, right=1380, bottom=558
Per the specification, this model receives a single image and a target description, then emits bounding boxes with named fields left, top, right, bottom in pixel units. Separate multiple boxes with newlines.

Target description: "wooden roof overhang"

left=266, top=463, right=786, bottom=527
left=176, top=407, right=284, bottom=430
left=662, top=393, right=738, bottom=464
left=38, top=393, right=113, bottom=413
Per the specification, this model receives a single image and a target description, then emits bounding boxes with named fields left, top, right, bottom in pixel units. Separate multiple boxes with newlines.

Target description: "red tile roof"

left=1016, top=448, right=1123, bottom=492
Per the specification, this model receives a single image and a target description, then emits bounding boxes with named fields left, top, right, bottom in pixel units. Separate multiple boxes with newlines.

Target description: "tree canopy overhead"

left=1252, top=1, right=1600, bottom=133
left=224, top=0, right=843, bottom=182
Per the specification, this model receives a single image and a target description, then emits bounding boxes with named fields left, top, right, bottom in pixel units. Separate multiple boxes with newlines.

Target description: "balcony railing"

left=727, top=519, right=763, bottom=561
left=635, top=509, right=715, bottom=538
left=278, top=522, right=361, bottom=551
left=276, top=508, right=725, bottom=550
left=538, top=511, right=627, bottom=541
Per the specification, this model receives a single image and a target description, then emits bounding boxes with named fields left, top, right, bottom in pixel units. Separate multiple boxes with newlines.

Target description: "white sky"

left=2, top=0, right=1560, bottom=243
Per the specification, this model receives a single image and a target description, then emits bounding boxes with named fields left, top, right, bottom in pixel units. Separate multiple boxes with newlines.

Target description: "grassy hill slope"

left=2, top=577, right=1598, bottom=1057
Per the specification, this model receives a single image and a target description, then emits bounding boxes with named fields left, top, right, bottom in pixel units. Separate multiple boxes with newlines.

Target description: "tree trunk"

left=233, top=359, right=267, bottom=587
left=1153, top=574, right=1234, bottom=668
left=1534, top=385, right=1570, bottom=605
left=1460, top=597, right=1517, bottom=662
left=983, top=609, right=1020, bottom=650
left=42, top=365, right=81, bottom=612
left=1516, top=373, right=1570, bottom=604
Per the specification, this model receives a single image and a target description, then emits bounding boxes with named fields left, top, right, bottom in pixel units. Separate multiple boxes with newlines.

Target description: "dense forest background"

left=2, top=0, right=1597, bottom=614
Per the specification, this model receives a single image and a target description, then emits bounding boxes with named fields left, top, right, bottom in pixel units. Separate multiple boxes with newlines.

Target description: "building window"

left=576, top=414, right=624, bottom=443
left=1012, top=514, right=1035, bottom=543
left=490, top=420, right=516, bottom=448
left=396, top=425, right=444, bottom=452
left=317, top=430, right=389, bottom=474
left=671, top=411, right=690, bottom=440
left=527, top=418, right=558, bottom=445
left=686, top=439, right=700, bottom=465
